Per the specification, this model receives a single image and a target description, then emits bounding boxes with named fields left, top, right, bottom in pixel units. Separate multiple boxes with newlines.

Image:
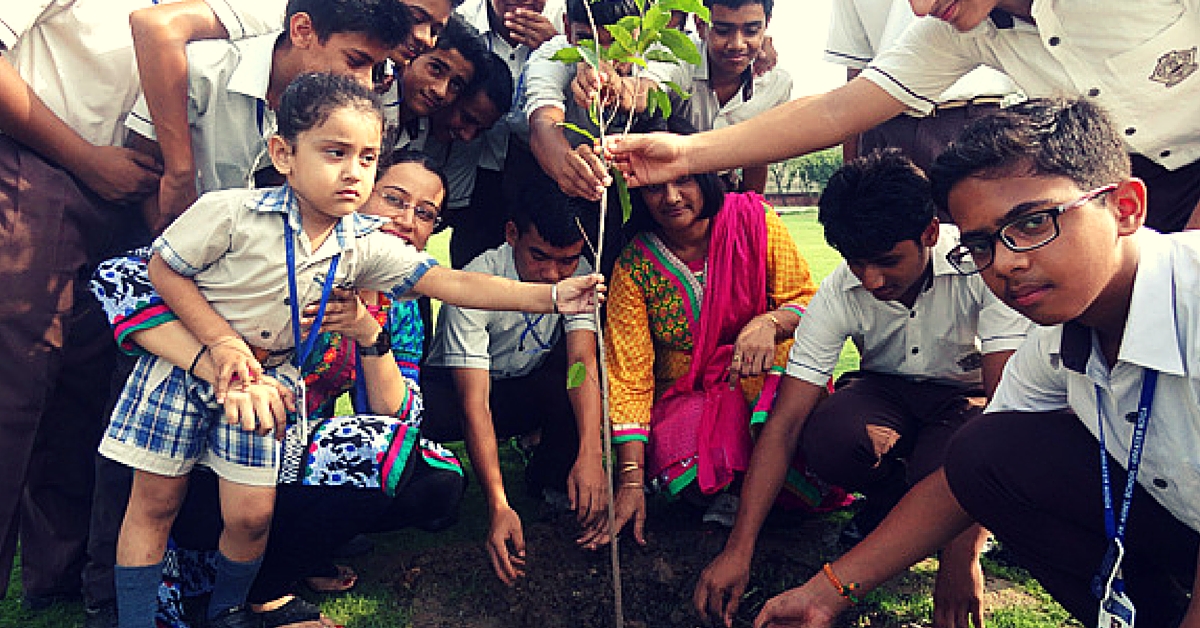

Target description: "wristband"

left=822, top=563, right=862, bottom=604
left=551, top=282, right=560, bottom=314
left=357, top=328, right=391, bottom=357
left=188, top=345, right=209, bottom=379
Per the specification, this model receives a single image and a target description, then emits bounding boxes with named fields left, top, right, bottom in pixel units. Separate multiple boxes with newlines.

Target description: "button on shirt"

left=457, top=0, right=565, bottom=171
left=425, top=243, right=595, bottom=380
left=862, top=0, right=1200, bottom=169
left=823, top=0, right=1019, bottom=105
left=786, top=225, right=1032, bottom=388
left=153, top=185, right=437, bottom=356
left=126, top=33, right=280, bottom=194
left=988, top=229, right=1200, bottom=532
left=646, top=40, right=793, bottom=133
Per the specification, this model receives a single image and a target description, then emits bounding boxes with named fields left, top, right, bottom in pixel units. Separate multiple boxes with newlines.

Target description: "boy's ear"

left=288, top=12, right=318, bottom=49
left=921, top=216, right=940, bottom=247
left=696, top=18, right=709, bottom=39
left=504, top=220, right=520, bottom=247
left=267, top=135, right=294, bottom=175
left=1111, top=178, right=1148, bottom=236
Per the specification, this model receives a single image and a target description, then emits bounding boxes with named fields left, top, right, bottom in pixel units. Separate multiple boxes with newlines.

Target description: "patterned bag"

left=278, top=414, right=420, bottom=496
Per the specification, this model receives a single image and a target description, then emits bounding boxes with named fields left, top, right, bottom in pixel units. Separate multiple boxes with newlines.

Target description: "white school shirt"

left=823, top=0, right=1018, bottom=105
left=154, top=185, right=437, bottom=354
left=988, top=229, right=1200, bottom=532
left=786, top=225, right=1032, bottom=388
left=521, top=35, right=603, bottom=150
left=646, top=40, right=792, bottom=133
left=425, top=243, right=594, bottom=379
left=862, top=0, right=1200, bottom=169
left=457, top=0, right=565, bottom=171
left=204, top=0, right=285, bottom=40
left=126, top=33, right=280, bottom=194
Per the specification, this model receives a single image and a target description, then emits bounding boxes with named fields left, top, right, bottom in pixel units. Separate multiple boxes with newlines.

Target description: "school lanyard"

left=1091, top=369, right=1159, bottom=598
left=283, top=217, right=341, bottom=425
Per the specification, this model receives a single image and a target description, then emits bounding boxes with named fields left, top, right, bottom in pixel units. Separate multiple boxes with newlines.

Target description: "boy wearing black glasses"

left=695, top=148, right=1032, bottom=628
left=754, top=98, right=1200, bottom=628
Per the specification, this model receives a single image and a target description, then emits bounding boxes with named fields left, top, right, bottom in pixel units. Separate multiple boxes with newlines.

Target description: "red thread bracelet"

left=822, top=563, right=862, bottom=604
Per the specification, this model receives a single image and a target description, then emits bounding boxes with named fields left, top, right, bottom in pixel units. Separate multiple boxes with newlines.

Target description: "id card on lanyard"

left=284, top=216, right=341, bottom=434
left=1091, top=369, right=1159, bottom=628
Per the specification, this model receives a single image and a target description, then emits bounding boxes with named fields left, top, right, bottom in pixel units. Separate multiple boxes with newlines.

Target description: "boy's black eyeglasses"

left=379, top=190, right=442, bottom=227
left=946, top=184, right=1118, bottom=275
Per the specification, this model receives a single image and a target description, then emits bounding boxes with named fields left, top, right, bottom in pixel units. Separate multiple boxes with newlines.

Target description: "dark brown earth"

left=375, top=498, right=1041, bottom=628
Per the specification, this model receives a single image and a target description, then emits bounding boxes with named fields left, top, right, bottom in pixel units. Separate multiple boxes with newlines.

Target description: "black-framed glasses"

left=378, top=189, right=442, bottom=227
left=946, top=184, right=1118, bottom=275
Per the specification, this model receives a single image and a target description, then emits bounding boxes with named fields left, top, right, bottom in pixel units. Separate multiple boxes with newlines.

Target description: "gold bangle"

left=620, top=461, right=641, bottom=474
left=620, top=482, right=644, bottom=490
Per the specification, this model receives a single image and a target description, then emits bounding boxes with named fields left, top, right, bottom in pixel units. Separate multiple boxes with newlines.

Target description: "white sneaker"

left=702, top=493, right=739, bottom=528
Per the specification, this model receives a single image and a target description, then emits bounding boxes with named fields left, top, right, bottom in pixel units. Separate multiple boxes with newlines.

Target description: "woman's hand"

left=730, top=314, right=778, bottom=386
left=222, top=374, right=296, bottom=438
left=577, top=482, right=647, bottom=550
left=301, top=287, right=380, bottom=345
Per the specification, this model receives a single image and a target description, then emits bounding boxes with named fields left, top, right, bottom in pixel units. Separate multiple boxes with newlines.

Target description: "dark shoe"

left=258, top=596, right=323, bottom=628
left=207, top=605, right=262, bottom=628
left=84, top=601, right=119, bottom=628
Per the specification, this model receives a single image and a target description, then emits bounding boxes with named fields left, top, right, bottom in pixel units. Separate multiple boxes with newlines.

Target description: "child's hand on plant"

left=571, top=61, right=646, bottom=113
left=552, top=274, right=607, bottom=314
left=207, top=336, right=263, bottom=403
left=222, top=373, right=296, bottom=438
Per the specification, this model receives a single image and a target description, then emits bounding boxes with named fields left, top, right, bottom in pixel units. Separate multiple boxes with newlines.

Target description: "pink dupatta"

left=648, top=192, right=768, bottom=494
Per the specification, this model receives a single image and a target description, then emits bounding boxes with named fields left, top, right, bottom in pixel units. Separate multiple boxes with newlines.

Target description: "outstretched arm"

left=413, top=265, right=604, bottom=315
left=606, top=77, right=905, bottom=187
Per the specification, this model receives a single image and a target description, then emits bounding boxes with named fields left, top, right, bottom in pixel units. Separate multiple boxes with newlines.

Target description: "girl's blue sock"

left=207, top=551, right=264, bottom=620
left=115, top=561, right=164, bottom=628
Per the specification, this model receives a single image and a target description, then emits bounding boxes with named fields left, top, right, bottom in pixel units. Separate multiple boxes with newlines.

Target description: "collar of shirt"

left=226, top=32, right=283, bottom=101
left=1054, top=229, right=1185, bottom=377
left=249, top=184, right=390, bottom=251
left=842, top=223, right=962, bottom=291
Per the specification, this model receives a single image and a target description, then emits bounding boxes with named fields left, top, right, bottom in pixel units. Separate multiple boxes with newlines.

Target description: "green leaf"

left=632, top=0, right=645, bottom=14
left=644, top=49, right=680, bottom=64
left=659, top=28, right=702, bottom=66
left=655, top=88, right=673, bottom=119
left=658, top=0, right=710, bottom=23
left=577, top=39, right=600, bottom=68
left=612, top=168, right=633, bottom=224
left=665, top=79, right=691, bottom=100
left=550, top=46, right=584, bottom=64
left=605, top=24, right=635, bottom=53
left=556, top=121, right=597, bottom=143
left=644, top=89, right=659, bottom=118
left=567, top=361, right=587, bottom=390
left=617, top=15, right=641, bottom=33
left=643, top=4, right=671, bottom=33
left=604, top=40, right=632, bottom=61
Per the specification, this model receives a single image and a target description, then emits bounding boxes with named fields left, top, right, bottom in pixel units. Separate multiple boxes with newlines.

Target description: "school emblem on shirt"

left=1149, top=47, right=1198, bottom=88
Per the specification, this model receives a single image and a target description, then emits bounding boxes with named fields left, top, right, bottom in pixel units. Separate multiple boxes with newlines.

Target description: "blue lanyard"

left=1092, top=369, right=1158, bottom=595
left=283, top=217, right=341, bottom=370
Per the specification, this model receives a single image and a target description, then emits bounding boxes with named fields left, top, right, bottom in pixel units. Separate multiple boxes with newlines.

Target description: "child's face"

left=700, top=3, right=768, bottom=78
left=845, top=222, right=937, bottom=304
left=272, top=106, right=383, bottom=226
left=505, top=222, right=584, bottom=284
left=402, top=48, right=476, bottom=118
left=395, top=0, right=454, bottom=64
left=360, top=161, right=445, bottom=250
left=294, top=29, right=394, bottom=89
left=947, top=175, right=1142, bottom=326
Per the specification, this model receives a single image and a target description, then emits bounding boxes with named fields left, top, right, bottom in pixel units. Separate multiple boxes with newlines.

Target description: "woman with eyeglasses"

left=577, top=120, right=852, bottom=552
left=89, top=150, right=465, bottom=628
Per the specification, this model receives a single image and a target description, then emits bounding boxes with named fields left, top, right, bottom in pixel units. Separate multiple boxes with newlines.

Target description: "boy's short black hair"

left=705, top=0, right=773, bottom=20
left=468, top=52, right=514, bottom=113
left=819, top=149, right=934, bottom=261
left=508, top=173, right=593, bottom=248
left=277, top=72, right=383, bottom=142
left=566, top=0, right=641, bottom=26
left=285, top=0, right=412, bottom=49
left=930, top=98, right=1132, bottom=213
left=378, top=149, right=450, bottom=211
left=430, top=15, right=491, bottom=93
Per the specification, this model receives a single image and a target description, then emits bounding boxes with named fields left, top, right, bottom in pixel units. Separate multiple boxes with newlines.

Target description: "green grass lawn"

left=2, top=210, right=1068, bottom=628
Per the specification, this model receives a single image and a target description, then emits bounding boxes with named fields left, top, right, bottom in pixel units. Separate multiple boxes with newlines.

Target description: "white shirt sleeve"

left=785, top=271, right=855, bottom=387
left=521, top=35, right=575, bottom=120
left=354, top=231, right=439, bottom=300
left=204, top=0, right=285, bottom=40
left=975, top=280, right=1034, bottom=354
left=860, top=17, right=985, bottom=115
left=985, top=326, right=1071, bottom=413
left=823, top=0, right=875, bottom=69
left=0, top=0, right=55, bottom=50
left=152, top=189, right=241, bottom=276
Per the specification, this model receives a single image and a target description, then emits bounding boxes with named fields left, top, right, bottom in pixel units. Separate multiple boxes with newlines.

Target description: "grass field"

left=1, top=210, right=1070, bottom=628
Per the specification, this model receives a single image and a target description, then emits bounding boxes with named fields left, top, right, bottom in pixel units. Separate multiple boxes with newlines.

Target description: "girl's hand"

left=207, top=336, right=263, bottom=403
left=729, top=314, right=778, bottom=388
left=553, top=274, right=607, bottom=314
left=222, top=374, right=296, bottom=438
left=301, top=288, right=380, bottom=345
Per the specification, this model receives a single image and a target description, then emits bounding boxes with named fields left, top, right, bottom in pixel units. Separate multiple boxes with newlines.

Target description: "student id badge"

left=1095, top=539, right=1135, bottom=628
